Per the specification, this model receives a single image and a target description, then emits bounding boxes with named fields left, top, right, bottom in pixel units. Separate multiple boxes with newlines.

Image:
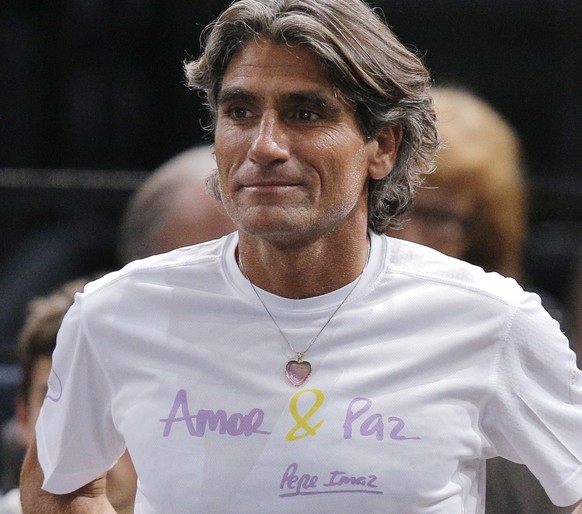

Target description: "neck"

left=237, top=230, right=371, bottom=299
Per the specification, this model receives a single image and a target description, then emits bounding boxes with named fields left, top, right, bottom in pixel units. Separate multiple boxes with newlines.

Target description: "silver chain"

left=238, top=240, right=370, bottom=361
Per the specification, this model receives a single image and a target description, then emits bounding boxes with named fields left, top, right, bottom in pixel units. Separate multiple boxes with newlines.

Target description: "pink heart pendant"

left=285, top=359, right=312, bottom=387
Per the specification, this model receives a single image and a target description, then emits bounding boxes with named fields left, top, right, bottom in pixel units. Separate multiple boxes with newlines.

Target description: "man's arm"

left=20, top=437, right=115, bottom=514
left=572, top=503, right=582, bottom=514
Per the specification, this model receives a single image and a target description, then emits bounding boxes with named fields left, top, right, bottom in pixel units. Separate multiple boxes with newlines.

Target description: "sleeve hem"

left=546, top=465, right=582, bottom=507
left=37, top=427, right=107, bottom=495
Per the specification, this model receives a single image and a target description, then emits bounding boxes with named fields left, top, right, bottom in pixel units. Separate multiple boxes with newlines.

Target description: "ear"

left=368, top=125, right=403, bottom=180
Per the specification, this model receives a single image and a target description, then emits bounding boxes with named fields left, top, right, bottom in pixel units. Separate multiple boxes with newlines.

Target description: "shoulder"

left=379, top=236, right=565, bottom=359
left=383, top=235, right=528, bottom=307
left=87, top=233, right=235, bottom=295
left=70, top=233, right=238, bottom=323
left=62, top=233, right=239, bottom=343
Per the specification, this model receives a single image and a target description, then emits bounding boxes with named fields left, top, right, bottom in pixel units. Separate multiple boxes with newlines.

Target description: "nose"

left=248, top=111, right=290, bottom=166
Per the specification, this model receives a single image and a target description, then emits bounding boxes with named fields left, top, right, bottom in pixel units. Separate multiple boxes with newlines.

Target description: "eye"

left=229, top=107, right=251, bottom=119
left=292, top=110, right=321, bottom=121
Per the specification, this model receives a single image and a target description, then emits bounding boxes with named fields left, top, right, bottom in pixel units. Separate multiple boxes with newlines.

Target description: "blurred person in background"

left=387, top=86, right=525, bottom=279
left=387, top=85, right=571, bottom=514
left=117, top=144, right=236, bottom=264
left=0, top=277, right=137, bottom=514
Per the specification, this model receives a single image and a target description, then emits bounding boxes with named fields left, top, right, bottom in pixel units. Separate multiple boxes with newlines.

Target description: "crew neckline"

left=222, top=231, right=386, bottom=314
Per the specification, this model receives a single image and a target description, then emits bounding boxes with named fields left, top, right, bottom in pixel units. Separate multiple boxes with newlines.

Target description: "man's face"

left=214, top=40, right=386, bottom=245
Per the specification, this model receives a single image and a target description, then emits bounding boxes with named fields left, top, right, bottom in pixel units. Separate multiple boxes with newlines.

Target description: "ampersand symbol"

left=286, top=389, right=325, bottom=441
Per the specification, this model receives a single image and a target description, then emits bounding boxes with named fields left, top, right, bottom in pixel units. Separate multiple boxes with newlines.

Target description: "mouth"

left=235, top=181, right=305, bottom=206
left=239, top=179, right=302, bottom=192
left=243, top=182, right=298, bottom=190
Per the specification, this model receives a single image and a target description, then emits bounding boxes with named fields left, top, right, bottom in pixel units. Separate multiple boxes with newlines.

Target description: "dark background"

left=1, top=0, right=581, bottom=175
left=1, top=1, right=582, bottom=419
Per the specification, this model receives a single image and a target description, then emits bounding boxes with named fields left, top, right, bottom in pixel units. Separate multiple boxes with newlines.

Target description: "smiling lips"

left=237, top=182, right=305, bottom=205
left=243, top=182, right=299, bottom=190
left=238, top=175, right=304, bottom=192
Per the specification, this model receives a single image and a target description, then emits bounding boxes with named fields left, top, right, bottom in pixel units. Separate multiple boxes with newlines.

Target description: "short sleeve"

left=36, top=292, right=125, bottom=494
left=482, top=291, right=582, bottom=507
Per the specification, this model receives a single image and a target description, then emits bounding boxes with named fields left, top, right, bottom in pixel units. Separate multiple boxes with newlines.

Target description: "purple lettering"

left=342, top=396, right=420, bottom=442
left=324, top=470, right=377, bottom=488
left=197, top=409, right=228, bottom=434
left=280, top=463, right=300, bottom=490
left=361, top=413, right=384, bottom=440
left=388, top=416, right=421, bottom=441
left=248, top=408, right=269, bottom=435
left=160, top=390, right=271, bottom=437
left=280, top=463, right=319, bottom=497
left=298, top=473, right=318, bottom=491
left=160, top=389, right=198, bottom=437
left=343, top=397, right=372, bottom=439
left=282, top=465, right=384, bottom=497
left=227, top=412, right=245, bottom=436
left=324, top=470, right=346, bottom=487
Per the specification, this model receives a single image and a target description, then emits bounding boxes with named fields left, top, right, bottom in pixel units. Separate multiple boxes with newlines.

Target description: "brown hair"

left=16, top=277, right=97, bottom=404
left=185, top=0, right=440, bottom=232
left=428, top=86, right=526, bottom=279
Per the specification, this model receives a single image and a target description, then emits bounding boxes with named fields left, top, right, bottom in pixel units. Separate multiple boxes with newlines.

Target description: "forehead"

left=220, top=39, right=337, bottom=100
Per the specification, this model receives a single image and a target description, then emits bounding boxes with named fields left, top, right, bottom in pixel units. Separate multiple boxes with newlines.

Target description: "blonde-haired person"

left=388, top=85, right=526, bottom=280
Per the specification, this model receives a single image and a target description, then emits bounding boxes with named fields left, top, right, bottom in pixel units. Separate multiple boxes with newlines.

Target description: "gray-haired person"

left=21, top=1, right=582, bottom=512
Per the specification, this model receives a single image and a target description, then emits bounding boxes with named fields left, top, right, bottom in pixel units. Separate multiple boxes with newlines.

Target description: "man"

left=21, top=1, right=582, bottom=512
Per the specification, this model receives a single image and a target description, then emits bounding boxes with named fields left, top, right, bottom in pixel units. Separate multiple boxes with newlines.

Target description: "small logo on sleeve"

left=46, top=369, right=63, bottom=402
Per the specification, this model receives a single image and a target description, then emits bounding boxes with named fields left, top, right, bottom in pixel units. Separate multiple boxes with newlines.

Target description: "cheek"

left=214, top=140, right=231, bottom=174
left=215, top=118, right=254, bottom=150
left=319, top=138, right=370, bottom=194
left=215, top=123, right=245, bottom=165
left=214, top=137, right=242, bottom=195
left=313, top=127, right=365, bottom=156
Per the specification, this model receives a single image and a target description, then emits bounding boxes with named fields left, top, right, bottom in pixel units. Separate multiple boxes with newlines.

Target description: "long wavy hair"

left=185, top=0, right=440, bottom=232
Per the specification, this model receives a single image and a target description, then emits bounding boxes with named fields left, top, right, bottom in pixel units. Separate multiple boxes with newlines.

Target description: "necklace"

left=238, top=241, right=370, bottom=387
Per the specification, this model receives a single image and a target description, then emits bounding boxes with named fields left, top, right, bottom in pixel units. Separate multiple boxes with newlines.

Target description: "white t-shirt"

left=36, top=232, right=582, bottom=513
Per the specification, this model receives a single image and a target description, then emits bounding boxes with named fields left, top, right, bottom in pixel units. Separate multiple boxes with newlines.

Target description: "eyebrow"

left=286, top=91, right=343, bottom=113
left=217, top=88, right=343, bottom=114
left=217, top=88, right=256, bottom=106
